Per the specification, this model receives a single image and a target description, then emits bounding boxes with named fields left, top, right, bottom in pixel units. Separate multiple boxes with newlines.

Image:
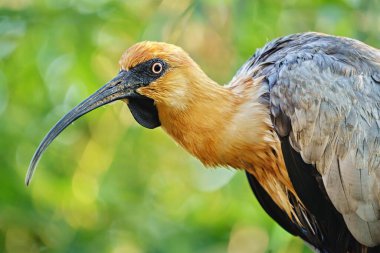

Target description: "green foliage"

left=0, top=0, right=379, bottom=252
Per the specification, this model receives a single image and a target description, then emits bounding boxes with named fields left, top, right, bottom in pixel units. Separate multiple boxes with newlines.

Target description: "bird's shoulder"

left=250, top=32, right=380, bottom=76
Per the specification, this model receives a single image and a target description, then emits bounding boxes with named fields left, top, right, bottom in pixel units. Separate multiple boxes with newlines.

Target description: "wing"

left=256, top=33, right=380, bottom=247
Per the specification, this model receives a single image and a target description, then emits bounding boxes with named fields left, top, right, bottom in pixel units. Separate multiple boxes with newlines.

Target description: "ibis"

left=26, top=32, right=380, bottom=252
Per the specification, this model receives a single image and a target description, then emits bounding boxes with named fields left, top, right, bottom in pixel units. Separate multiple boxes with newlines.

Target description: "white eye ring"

left=152, top=62, right=163, bottom=74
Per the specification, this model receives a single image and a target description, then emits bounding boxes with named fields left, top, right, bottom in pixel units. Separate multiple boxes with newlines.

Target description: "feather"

left=246, top=32, right=380, bottom=250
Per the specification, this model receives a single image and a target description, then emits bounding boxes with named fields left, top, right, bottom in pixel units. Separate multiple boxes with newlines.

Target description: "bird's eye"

left=151, top=62, right=163, bottom=74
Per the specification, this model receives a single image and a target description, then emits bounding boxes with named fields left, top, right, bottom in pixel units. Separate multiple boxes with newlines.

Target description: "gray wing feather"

left=260, top=33, right=380, bottom=246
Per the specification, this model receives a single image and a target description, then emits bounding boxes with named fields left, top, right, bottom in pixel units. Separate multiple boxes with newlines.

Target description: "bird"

left=26, top=32, right=380, bottom=253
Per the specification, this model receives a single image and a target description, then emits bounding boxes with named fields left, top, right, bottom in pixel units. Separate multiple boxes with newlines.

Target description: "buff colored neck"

left=154, top=68, right=298, bottom=218
left=157, top=78, right=238, bottom=166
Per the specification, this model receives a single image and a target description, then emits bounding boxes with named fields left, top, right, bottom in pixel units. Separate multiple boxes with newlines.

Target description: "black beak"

left=26, top=70, right=143, bottom=185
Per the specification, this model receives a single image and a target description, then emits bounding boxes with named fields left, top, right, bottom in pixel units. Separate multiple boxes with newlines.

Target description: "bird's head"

left=26, top=41, right=220, bottom=184
left=119, top=41, right=212, bottom=123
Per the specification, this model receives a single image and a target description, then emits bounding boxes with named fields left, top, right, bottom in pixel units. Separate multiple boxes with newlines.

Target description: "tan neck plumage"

left=155, top=74, right=299, bottom=218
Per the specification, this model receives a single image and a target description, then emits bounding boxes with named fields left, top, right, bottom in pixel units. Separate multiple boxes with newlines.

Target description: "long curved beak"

left=25, top=70, right=135, bottom=186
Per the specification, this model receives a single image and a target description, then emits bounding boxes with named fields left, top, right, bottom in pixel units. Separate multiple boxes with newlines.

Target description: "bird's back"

left=236, top=32, right=380, bottom=252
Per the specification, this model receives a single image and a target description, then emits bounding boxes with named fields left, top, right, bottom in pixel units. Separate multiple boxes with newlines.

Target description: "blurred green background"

left=1, top=0, right=379, bottom=252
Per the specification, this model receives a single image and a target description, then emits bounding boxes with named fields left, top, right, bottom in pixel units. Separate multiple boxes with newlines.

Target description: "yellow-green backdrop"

left=1, top=0, right=379, bottom=252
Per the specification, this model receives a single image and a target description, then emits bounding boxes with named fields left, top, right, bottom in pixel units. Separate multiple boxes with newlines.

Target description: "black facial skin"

left=25, top=58, right=168, bottom=185
left=128, top=98, right=160, bottom=129
left=127, top=58, right=167, bottom=129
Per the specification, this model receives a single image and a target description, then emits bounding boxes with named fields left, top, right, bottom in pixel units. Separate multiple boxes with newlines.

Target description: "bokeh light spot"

left=228, top=226, right=269, bottom=253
